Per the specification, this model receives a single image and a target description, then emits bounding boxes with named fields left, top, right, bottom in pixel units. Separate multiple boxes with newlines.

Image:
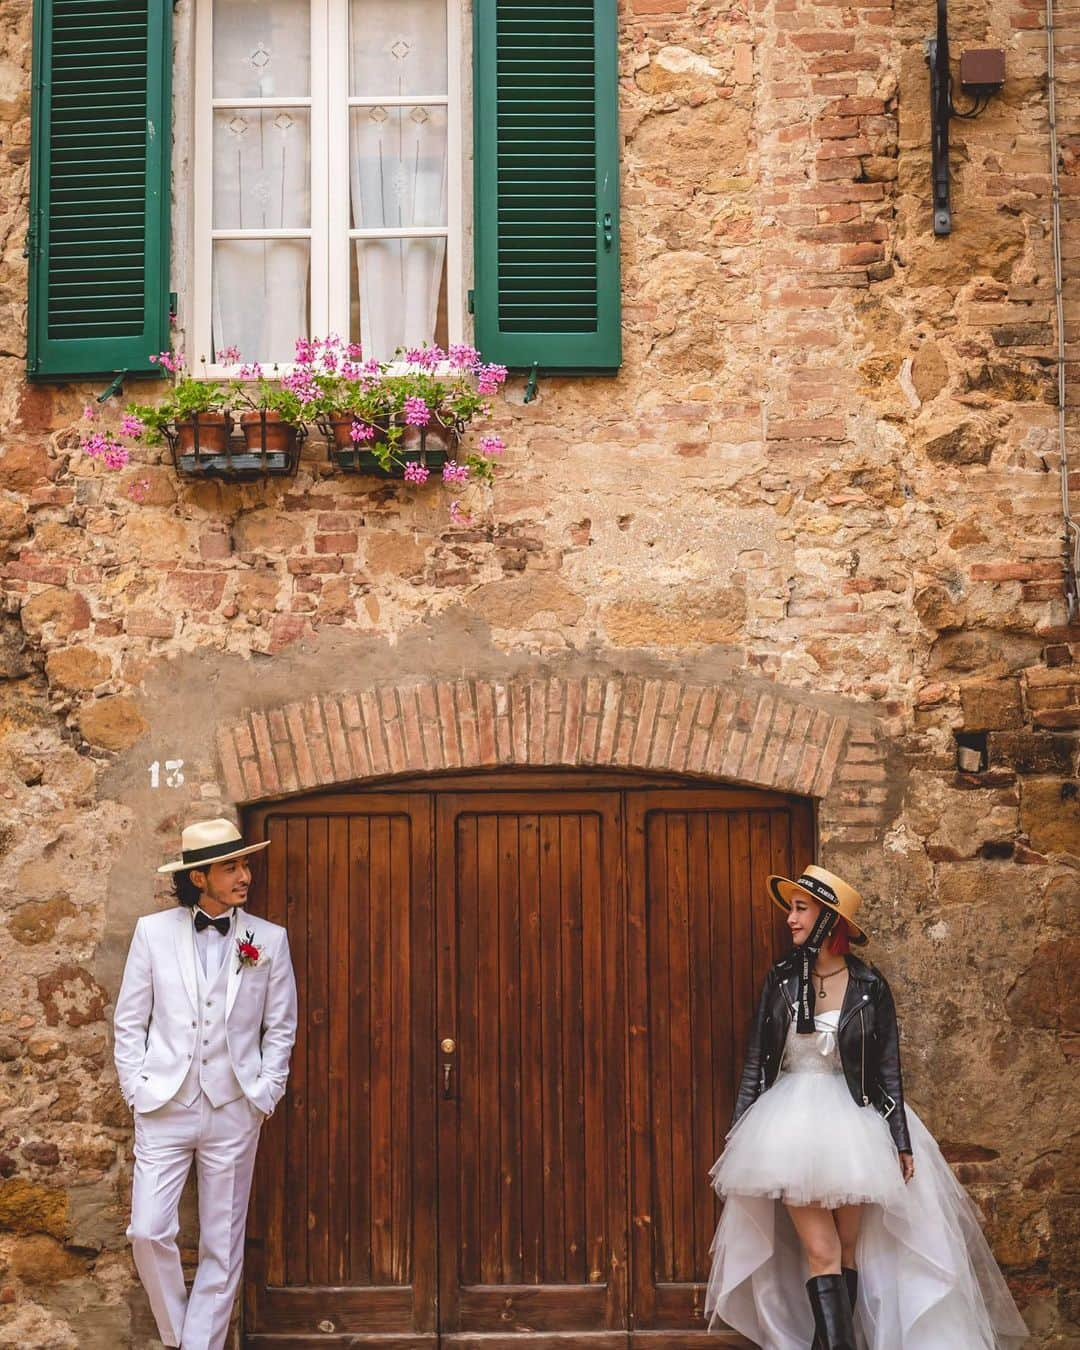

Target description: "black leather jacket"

left=732, top=952, right=912, bottom=1155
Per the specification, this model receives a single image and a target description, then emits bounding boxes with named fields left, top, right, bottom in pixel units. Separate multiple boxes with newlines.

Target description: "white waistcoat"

left=174, top=935, right=244, bottom=1108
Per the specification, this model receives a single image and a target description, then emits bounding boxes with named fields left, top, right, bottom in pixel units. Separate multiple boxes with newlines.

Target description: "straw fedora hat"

left=157, top=818, right=270, bottom=874
left=766, top=863, right=868, bottom=944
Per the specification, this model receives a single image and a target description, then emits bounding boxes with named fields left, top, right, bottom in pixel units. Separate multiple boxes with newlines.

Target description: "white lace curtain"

left=210, top=0, right=448, bottom=364
left=211, top=0, right=311, bottom=365
left=348, top=0, right=448, bottom=358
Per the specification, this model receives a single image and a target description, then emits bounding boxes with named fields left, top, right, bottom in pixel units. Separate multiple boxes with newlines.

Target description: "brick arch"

left=215, top=674, right=881, bottom=809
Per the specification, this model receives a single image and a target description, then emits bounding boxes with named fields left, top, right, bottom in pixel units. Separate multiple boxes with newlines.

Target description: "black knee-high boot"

left=842, top=1266, right=858, bottom=1312
left=806, top=1274, right=857, bottom=1350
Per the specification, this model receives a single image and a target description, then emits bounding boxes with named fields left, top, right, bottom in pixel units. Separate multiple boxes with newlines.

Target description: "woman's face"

left=787, top=891, right=823, bottom=946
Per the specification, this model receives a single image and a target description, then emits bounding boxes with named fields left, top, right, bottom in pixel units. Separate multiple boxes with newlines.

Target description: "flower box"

left=322, top=416, right=457, bottom=479
left=78, top=339, right=507, bottom=516
left=166, top=413, right=304, bottom=482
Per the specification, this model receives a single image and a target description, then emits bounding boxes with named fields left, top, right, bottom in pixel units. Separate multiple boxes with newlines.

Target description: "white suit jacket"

left=113, top=906, right=298, bottom=1117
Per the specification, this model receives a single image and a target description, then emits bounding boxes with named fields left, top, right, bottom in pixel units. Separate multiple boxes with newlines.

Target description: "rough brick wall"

left=0, top=0, right=1078, bottom=1343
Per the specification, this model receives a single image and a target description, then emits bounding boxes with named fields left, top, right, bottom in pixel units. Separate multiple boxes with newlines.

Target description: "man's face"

left=192, top=857, right=251, bottom=911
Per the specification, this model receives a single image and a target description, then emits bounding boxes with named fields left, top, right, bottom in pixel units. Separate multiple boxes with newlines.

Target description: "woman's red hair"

left=826, top=917, right=851, bottom=956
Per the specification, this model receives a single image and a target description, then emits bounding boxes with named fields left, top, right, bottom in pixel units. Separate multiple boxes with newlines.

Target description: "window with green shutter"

left=27, top=0, right=172, bottom=381
left=473, top=0, right=620, bottom=372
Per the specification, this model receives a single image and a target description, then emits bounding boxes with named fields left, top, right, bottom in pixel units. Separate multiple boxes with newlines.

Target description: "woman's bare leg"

left=833, top=1203, right=863, bottom=1271
left=785, top=1203, right=842, bottom=1277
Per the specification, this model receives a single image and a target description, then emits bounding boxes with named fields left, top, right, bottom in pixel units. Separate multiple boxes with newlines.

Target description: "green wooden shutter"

left=28, top=0, right=171, bottom=381
left=473, top=0, right=620, bottom=372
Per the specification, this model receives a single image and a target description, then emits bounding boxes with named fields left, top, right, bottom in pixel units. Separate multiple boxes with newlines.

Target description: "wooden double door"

left=242, top=774, right=812, bottom=1348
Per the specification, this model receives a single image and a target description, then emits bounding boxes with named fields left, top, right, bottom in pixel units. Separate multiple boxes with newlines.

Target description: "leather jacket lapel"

left=838, top=961, right=871, bottom=1031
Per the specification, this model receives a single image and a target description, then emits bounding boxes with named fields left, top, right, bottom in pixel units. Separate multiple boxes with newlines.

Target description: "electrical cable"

left=1046, top=0, right=1080, bottom=622
left=947, top=80, right=991, bottom=119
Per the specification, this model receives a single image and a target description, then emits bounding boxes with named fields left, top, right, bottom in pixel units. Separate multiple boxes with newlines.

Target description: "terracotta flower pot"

left=406, top=419, right=459, bottom=461
left=323, top=414, right=389, bottom=449
left=175, top=412, right=232, bottom=454
left=239, top=410, right=300, bottom=454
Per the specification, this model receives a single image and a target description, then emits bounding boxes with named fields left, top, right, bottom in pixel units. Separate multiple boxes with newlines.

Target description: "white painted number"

left=148, top=759, right=186, bottom=788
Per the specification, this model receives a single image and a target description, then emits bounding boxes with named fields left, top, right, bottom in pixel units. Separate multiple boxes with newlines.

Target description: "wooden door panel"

left=242, top=777, right=807, bottom=1349
left=626, top=791, right=813, bottom=1339
left=243, top=796, right=436, bottom=1347
left=436, top=792, right=629, bottom=1345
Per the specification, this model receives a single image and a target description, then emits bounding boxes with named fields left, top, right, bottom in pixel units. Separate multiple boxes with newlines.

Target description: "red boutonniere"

left=236, top=930, right=262, bottom=971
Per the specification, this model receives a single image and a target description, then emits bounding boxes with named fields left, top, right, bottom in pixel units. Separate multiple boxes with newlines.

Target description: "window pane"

left=349, top=105, right=447, bottom=230
left=349, top=0, right=447, bottom=98
left=213, top=109, right=311, bottom=229
left=214, top=0, right=311, bottom=98
left=213, top=240, right=310, bottom=365
left=350, top=239, right=447, bottom=360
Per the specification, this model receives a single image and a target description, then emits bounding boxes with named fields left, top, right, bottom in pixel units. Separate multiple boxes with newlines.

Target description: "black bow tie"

left=194, top=910, right=231, bottom=936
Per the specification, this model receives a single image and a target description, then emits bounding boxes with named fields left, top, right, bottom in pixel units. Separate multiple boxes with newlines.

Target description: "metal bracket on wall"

left=926, top=0, right=1005, bottom=235
left=523, top=361, right=540, bottom=403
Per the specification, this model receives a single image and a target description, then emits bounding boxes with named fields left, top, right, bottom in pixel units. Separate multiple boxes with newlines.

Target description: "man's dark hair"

left=172, top=868, right=204, bottom=909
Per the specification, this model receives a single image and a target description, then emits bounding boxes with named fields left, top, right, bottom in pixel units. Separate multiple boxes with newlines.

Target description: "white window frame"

left=190, top=0, right=464, bottom=379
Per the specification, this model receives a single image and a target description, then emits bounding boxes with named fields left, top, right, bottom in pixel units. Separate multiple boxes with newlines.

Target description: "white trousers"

left=127, top=1093, right=264, bottom=1350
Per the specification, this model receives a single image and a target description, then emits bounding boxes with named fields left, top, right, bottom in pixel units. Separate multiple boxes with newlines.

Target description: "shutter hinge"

left=467, top=288, right=475, bottom=315
left=23, top=212, right=40, bottom=261
left=523, top=362, right=540, bottom=404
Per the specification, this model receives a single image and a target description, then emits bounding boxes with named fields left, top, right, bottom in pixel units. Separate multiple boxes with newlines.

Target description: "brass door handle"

left=441, top=1038, right=456, bottom=1098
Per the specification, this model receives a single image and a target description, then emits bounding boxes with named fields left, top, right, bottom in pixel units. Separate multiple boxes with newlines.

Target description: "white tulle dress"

left=705, top=1009, right=1028, bottom=1349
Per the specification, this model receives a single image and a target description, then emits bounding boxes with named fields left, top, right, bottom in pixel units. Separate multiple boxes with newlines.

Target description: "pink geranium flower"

left=103, top=444, right=131, bottom=470
left=149, top=350, right=184, bottom=374
left=282, top=369, right=317, bottom=404
left=478, top=434, right=505, bottom=456
left=403, top=461, right=430, bottom=484
left=449, top=343, right=480, bottom=370
left=442, top=460, right=469, bottom=485
left=120, top=413, right=145, bottom=438
left=477, top=363, right=507, bottom=395
left=404, top=396, right=431, bottom=427
left=351, top=420, right=375, bottom=442
left=82, top=431, right=130, bottom=470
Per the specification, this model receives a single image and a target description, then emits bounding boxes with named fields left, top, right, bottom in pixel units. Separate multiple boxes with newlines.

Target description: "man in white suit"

left=114, top=818, right=298, bottom=1350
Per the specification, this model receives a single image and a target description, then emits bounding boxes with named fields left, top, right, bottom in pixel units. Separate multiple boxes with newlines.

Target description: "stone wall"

left=0, top=0, right=1078, bottom=1343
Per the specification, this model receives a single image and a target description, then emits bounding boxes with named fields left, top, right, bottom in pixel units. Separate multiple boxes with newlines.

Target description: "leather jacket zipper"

left=859, top=1007, right=868, bottom=1105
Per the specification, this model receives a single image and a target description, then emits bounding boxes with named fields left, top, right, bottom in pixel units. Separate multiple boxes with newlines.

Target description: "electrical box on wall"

left=960, top=48, right=1006, bottom=95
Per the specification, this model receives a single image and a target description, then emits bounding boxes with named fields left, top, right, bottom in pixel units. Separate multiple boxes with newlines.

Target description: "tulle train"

left=704, top=1105, right=1028, bottom=1349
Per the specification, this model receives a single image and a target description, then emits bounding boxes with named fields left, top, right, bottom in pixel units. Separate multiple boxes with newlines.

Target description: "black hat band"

left=795, top=873, right=839, bottom=908
left=181, top=839, right=249, bottom=866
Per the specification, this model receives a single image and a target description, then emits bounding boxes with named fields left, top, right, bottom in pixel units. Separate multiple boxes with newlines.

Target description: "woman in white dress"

left=704, top=865, right=1029, bottom=1350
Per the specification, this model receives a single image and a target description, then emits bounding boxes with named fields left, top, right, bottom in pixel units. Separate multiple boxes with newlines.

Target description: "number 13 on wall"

left=148, top=760, right=185, bottom=788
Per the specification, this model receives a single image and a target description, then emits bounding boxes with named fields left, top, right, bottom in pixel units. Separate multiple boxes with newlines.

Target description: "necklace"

left=815, top=966, right=846, bottom=998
